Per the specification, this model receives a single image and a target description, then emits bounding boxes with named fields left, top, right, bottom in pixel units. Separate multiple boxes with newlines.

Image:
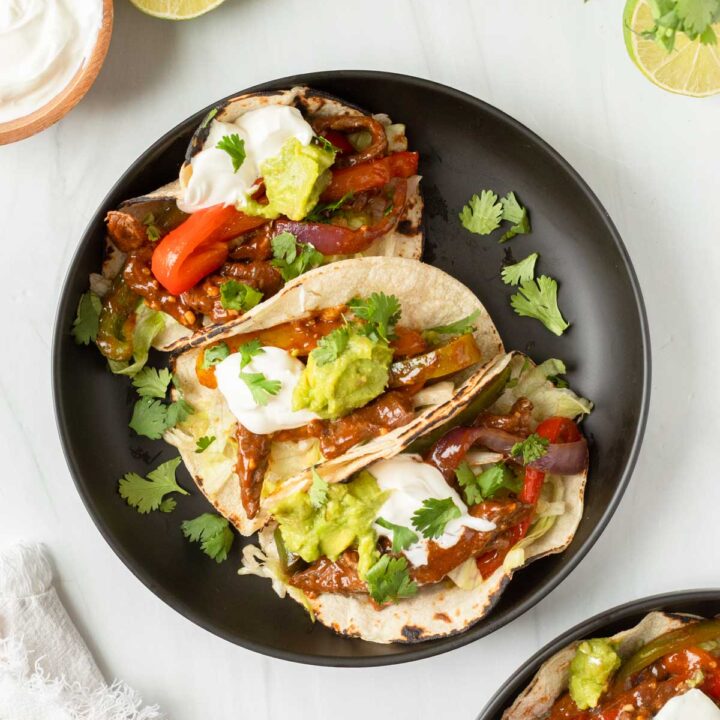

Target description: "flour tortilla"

left=95, top=86, right=423, bottom=351
left=503, top=611, right=705, bottom=719
left=248, top=353, right=588, bottom=643
left=165, top=256, right=505, bottom=535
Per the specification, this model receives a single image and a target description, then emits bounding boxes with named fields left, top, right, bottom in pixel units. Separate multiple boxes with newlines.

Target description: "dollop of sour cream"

left=654, top=689, right=720, bottom=719
left=215, top=346, right=319, bottom=435
left=179, top=105, right=314, bottom=213
left=369, top=455, right=497, bottom=567
left=0, top=0, right=103, bottom=123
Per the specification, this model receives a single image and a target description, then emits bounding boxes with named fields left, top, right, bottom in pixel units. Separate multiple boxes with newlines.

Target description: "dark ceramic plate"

left=478, top=590, right=720, bottom=718
left=53, top=71, right=649, bottom=666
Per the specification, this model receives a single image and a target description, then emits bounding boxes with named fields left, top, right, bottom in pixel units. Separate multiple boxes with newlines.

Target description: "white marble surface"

left=1, top=0, right=719, bottom=717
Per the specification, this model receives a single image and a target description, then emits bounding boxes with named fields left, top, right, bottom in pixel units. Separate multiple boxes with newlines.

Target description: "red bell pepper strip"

left=321, top=151, right=419, bottom=202
left=151, top=204, right=267, bottom=295
left=321, top=130, right=355, bottom=155
left=519, top=417, right=582, bottom=504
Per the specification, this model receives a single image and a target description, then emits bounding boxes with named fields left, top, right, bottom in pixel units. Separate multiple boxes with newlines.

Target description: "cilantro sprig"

left=510, top=275, right=570, bottom=336
left=195, top=435, right=216, bottom=453
left=425, top=310, right=481, bottom=341
left=639, top=0, right=720, bottom=52
left=72, top=292, right=101, bottom=345
left=118, top=457, right=188, bottom=514
left=411, top=497, right=462, bottom=539
left=132, top=367, right=173, bottom=398
left=375, top=518, right=419, bottom=552
left=312, top=326, right=349, bottom=366
left=502, top=253, right=539, bottom=286
left=309, top=467, right=329, bottom=509
left=500, top=192, right=532, bottom=242
left=202, top=342, right=230, bottom=370
left=511, top=434, right=550, bottom=465
left=459, top=190, right=531, bottom=242
left=216, top=133, right=246, bottom=173
left=240, top=372, right=281, bottom=406
left=219, top=280, right=263, bottom=312
left=348, top=292, right=401, bottom=342
left=129, top=374, right=195, bottom=439
left=456, top=461, right=522, bottom=505
left=271, top=232, right=323, bottom=282
left=238, top=339, right=264, bottom=367
left=181, top=513, right=234, bottom=563
left=365, top=555, right=418, bottom=605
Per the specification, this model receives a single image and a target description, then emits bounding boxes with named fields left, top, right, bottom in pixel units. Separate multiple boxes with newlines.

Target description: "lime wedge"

left=623, top=0, right=720, bottom=96
left=129, top=0, right=227, bottom=20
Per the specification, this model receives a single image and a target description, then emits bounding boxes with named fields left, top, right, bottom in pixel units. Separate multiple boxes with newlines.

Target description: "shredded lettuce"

left=448, top=557, right=483, bottom=590
left=493, top=358, right=593, bottom=424
left=108, top=303, right=166, bottom=377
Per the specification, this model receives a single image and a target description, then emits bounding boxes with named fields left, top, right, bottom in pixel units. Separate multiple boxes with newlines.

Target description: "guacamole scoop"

left=293, top=328, right=393, bottom=419
left=568, top=638, right=622, bottom=710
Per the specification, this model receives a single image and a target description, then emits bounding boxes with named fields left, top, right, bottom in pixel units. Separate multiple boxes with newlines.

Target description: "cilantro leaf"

left=676, top=0, right=719, bottom=35
left=501, top=253, right=539, bottom=286
left=425, top=310, right=481, bottom=338
left=202, top=342, right=230, bottom=370
left=312, top=326, right=349, bottom=366
left=511, top=433, right=550, bottom=465
left=195, top=435, right=216, bottom=453
left=348, top=292, right=401, bottom=342
left=216, top=133, right=246, bottom=173
left=129, top=397, right=168, bottom=439
left=313, top=135, right=340, bottom=154
left=132, top=367, right=173, bottom=398
left=72, top=292, right=101, bottom=345
left=309, top=467, right=329, bottom=509
left=118, top=457, right=187, bottom=514
left=499, top=192, right=531, bottom=242
left=166, top=397, right=194, bottom=428
left=510, top=275, right=570, bottom=336
left=459, top=191, right=503, bottom=235
left=456, top=461, right=521, bottom=505
left=411, top=497, right=462, bottom=539
left=181, top=513, right=234, bottom=563
left=271, top=233, right=323, bottom=282
left=238, top=339, right=264, bottom=368
left=219, top=280, right=263, bottom=312
left=375, top=518, right=419, bottom=552
left=143, top=213, right=161, bottom=242
left=365, top=555, right=418, bottom=605
left=240, top=371, right=282, bottom=406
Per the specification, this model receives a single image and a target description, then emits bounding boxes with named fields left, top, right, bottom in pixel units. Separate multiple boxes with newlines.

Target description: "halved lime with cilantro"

left=623, top=0, right=720, bottom=96
left=129, top=0, right=227, bottom=20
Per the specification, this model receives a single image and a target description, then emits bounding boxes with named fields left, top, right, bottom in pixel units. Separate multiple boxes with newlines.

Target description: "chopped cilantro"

left=499, top=192, right=531, bottom=243
left=219, top=280, right=263, bottom=312
left=306, top=192, right=354, bottom=222
left=195, top=435, right=216, bottom=453
left=312, top=326, right=349, bottom=366
left=501, top=253, right=539, bottom=286
left=216, top=133, right=246, bottom=173
left=238, top=339, right=264, bottom=368
left=640, top=0, right=720, bottom=52
left=158, top=497, right=176, bottom=513
left=118, top=457, right=187, bottom=514
left=459, top=190, right=503, bottom=235
left=425, top=310, right=481, bottom=338
left=348, top=292, right=401, bottom=342
left=132, top=367, right=173, bottom=398
left=375, top=517, right=419, bottom=552
left=71, top=292, right=101, bottom=345
left=411, top=497, right=462, bottom=539
left=313, top=135, right=340, bottom=154
left=181, top=513, right=234, bottom=563
left=456, top=461, right=521, bottom=505
left=511, top=433, right=550, bottom=465
left=365, top=555, right=418, bottom=604
left=240, top=371, right=281, bottom=406
left=143, top=213, right=161, bottom=242
left=510, top=275, right=570, bottom=336
left=309, top=467, right=329, bottom=509
left=202, top=342, right=230, bottom=370
left=271, top=232, right=323, bottom=282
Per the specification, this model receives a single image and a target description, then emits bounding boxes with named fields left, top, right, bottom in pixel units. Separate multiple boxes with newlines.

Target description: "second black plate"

left=53, top=71, right=649, bottom=665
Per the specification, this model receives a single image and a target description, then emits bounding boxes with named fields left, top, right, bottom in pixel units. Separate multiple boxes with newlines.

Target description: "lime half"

left=623, top=0, right=720, bottom=96
left=129, top=0, right=227, bottom=20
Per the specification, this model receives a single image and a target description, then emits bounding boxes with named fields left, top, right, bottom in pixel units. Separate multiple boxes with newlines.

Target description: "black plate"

left=478, top=590, right=720, bottom=718
left=53, top=71, right=649, bottom=666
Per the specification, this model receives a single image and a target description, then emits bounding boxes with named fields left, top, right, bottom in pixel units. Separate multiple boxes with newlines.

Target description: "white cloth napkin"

left=0, top=543, right=165, bottom=720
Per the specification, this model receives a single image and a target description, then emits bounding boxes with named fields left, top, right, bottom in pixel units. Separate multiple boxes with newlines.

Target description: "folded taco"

left=81, top=86, right=423, bottom=374
left=165, top=256, right=504, bottom=535
left=504, top=610, right=720, bottom=718
left=238, top=352, right=592, bottom=643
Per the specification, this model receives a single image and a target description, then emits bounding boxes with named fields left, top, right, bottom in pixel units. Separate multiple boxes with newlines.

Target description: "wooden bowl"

left=0, top=0, right=114, bottom=146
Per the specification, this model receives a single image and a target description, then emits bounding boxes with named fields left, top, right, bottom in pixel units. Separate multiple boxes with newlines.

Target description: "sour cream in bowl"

left=0, top=0, right=112, bottom=144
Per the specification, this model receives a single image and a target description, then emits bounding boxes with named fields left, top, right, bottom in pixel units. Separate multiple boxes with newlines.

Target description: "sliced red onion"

left=528, top=440, right=588, bottom=475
